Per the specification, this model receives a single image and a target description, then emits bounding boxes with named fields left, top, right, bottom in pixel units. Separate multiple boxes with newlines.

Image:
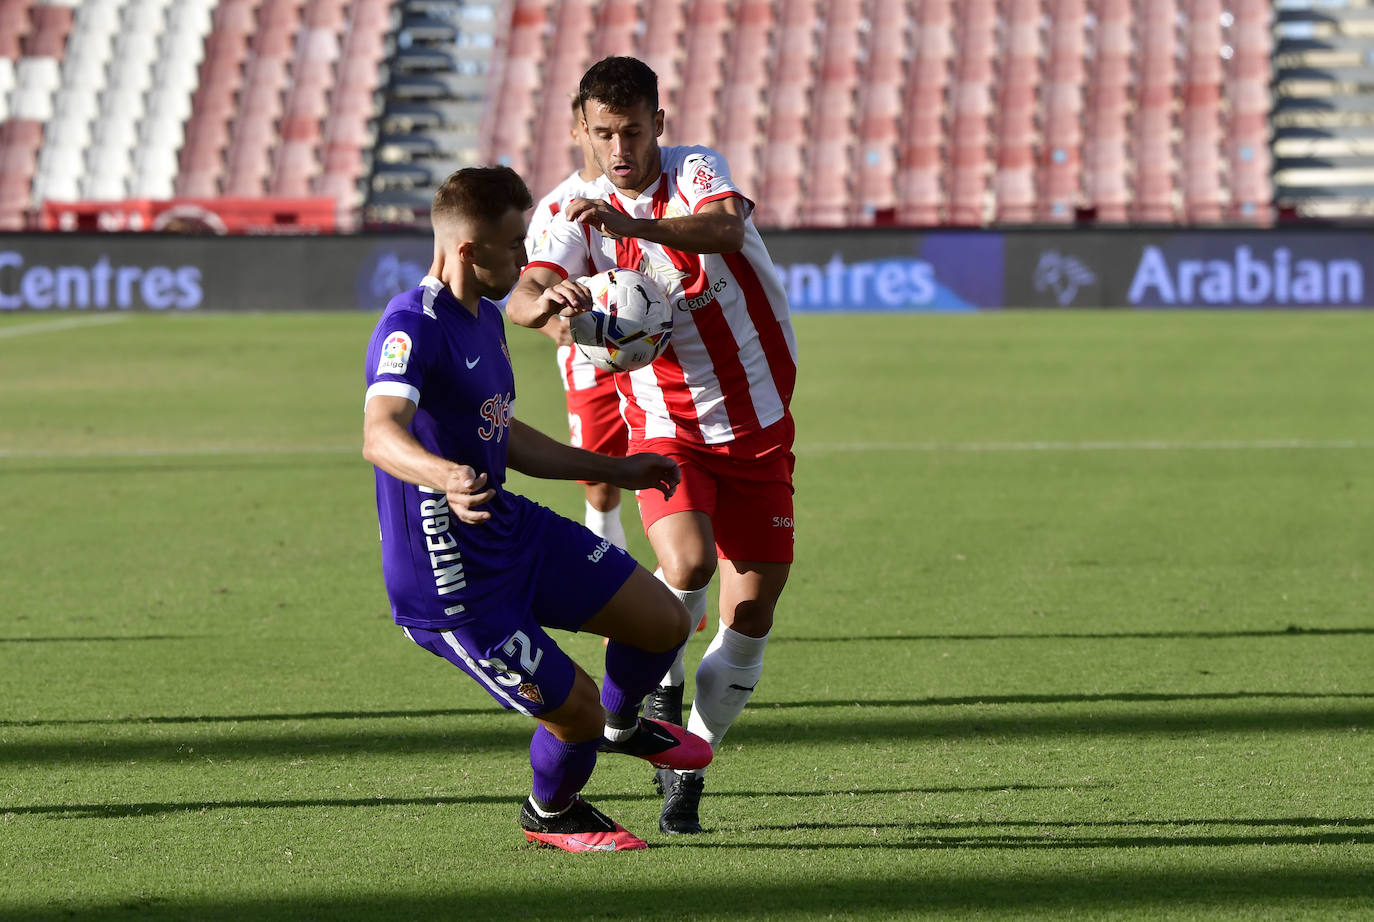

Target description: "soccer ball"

left=569, top=268, right=674, bottom=372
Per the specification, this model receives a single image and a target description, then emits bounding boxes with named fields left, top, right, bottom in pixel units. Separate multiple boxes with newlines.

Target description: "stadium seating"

left=0, top=0, right=1280, bottom=231
left=470, top=0, right=1277, bottom=229
left=0, top=0, right=395, bottom=230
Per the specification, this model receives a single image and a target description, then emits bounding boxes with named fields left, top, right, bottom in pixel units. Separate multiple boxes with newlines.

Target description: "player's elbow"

left=361, top=417, right=392, bottom=468
left=716, top=219, right=746, bottom=253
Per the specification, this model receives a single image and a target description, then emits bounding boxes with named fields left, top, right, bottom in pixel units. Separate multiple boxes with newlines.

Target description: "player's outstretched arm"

left=507, top=419, right=679, bottom=498
left=506, top=267, right=593, bottom=330
left=363, top=395, right=496, bottom=524
left=563, top=196, right=747, bottom=255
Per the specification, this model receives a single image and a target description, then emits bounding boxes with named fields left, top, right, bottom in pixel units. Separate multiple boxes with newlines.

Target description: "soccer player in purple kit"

left=362, top=166, right=711, bottom=853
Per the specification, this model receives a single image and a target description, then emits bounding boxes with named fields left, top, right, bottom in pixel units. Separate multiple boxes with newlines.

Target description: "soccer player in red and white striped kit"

left=508, top=56, right=798, bottom=835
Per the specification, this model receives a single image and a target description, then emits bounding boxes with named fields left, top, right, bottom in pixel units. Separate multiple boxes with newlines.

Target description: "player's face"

left=469, top=208, right=529, bottom=299
left=582, top=99, right=664, bottom=195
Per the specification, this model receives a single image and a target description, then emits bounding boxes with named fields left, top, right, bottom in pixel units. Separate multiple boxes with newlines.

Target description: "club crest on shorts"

left=378, top=331, right=412, bottom=374
left=517, top=682, right=544, bottom=705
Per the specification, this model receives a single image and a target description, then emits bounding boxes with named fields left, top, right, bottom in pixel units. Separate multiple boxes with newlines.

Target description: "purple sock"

left=528, top=724, right=599, bottom=812
left=601, top=640, right=683, bottom=720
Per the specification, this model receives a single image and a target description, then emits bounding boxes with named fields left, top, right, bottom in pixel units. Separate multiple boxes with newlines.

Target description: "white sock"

left=687, top=624, right=768, bottom=752
left=585, top=499, right=626, bottom=550
left=603, top=723, right=636, bottom=742
left=654, top=567, right=708, bottom=686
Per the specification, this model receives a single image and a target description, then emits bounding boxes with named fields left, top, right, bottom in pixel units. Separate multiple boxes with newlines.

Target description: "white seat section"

left=146, top=84, right=193, bottom=122
left=32, top=146, right=85, bottom=201
left=102, top=82, right=148, bottom=120
left=44, top=111, right=91, bottom=149
left=131, top=146, right=180, bottom=198
left=138, top=113, right=184, bottom=150
left=83, top=170, right=131, bottom=201
left=92, top=115, right=139, bottom=153
left=52, top=86, right=98, bottom=122
left=12, top=60, right=62, bottom=121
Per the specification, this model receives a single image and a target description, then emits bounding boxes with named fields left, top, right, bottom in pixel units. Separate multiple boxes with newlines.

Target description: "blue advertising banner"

left=767, top=231, right=1005, bottom=312
left=2, top=227, right=1373, bottom=312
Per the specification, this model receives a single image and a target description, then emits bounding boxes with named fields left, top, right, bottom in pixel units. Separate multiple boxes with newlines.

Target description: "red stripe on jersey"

left=684, top=297, right=761, bottom=436
left=617, top=364, right=648, bottom=437
left=549, top=201, right=560, bottom=216
left=561, top=343, right=576, bottom=389
left=644, top=343, right=701, bottom=440
left=693, top=189, right=755, bottom=214
left=724, top=251, right=796, bottom=407
left=524, top=260, right=569, bottom=280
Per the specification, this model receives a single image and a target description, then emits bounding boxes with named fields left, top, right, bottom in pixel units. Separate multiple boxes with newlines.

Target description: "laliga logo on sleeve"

left=378, top=331, right=413, bottom=374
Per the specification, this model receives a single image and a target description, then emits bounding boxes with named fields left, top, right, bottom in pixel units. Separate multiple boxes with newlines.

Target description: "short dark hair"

left=431, top=166, right=532, bottom=229
left=579, top=56, right=659, bottom=115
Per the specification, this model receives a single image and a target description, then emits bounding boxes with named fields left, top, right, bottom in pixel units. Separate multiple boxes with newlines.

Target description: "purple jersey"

left=365, top=276, right=544, bottom=630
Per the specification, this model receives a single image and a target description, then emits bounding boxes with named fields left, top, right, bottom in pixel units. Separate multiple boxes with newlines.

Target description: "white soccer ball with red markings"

left=569, top=268, right=674, bottom=372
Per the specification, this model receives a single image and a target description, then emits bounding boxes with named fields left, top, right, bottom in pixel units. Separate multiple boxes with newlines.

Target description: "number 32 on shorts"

left=478, top=630, right=544, bottom=687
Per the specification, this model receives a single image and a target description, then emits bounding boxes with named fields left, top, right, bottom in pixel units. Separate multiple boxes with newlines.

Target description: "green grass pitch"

left=1, top=308, right=1371, bottom=920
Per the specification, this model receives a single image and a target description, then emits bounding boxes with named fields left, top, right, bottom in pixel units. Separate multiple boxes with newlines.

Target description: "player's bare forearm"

left=507, top=420, right=679, bottom=497
left=626, top=209, right=746, bottom=254
left=565, top=195, right=747, bottom=254
left=507, top=271, right=593, bottom=328
left=363, top=396, right=495, bottom=523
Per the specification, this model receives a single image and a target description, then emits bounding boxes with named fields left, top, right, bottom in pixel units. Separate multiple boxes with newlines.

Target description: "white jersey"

left=525, top=170, right=614, bottom=394
left=526, top=145, right=798, bottom=446
left=526, top=169, right=606, bottom=261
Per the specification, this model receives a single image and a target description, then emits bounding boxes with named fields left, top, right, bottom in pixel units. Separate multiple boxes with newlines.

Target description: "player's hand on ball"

left=539, top=277, right=592, bottom=319
left=564, top=197, right=633, bottom=240
left=617, top=453, right=680, bottom=499
left=444, top=466, right=496, bottom=524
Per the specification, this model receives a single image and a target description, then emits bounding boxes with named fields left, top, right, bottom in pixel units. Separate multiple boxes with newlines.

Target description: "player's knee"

left=660, top=558, right=715, bottom=592
left=585, top=482, right=619, bottom=511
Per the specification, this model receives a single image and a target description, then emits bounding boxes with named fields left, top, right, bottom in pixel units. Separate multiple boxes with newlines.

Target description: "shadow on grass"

left=1, top=707, right=489, bottom=728
left=4, top=785, right=1082, bottom=820
left=2, top=702, right=1370, bottom=766
left=0, top=635, right=199, bottom=644
left=781, top=626, right=1374, bottom=642
left=3, top=866, right=1371, bottom=920
left=730, top=816, right=1374, bottom=849
left=0, top=453, right=361, bottom=478
left=762, top=690, right=1374, bottom=710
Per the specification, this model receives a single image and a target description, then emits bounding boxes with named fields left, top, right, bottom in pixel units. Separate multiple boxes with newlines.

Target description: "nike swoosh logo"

left=728, top=683, right=757, bottom=692
left=568, top=838, right=616, bottom=851
left=465, top=356, right=480, bottom=369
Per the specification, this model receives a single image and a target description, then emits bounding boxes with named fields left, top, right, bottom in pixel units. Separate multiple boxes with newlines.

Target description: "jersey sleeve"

left=524, top=212, right=592, bottom=282
left=524, top=194, right=562, bottom=260
left=364, top=308, right=434, bottom=409
left=676, top=148, right=752, bottom=215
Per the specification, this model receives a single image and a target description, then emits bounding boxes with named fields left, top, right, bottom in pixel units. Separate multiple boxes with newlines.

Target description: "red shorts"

left=559, top=347, right=627, bottom=484
left=634, top=416, right=796, bottom=564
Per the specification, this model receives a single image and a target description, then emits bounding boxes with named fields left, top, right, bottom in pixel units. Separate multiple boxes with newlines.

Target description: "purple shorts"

left=403, top=508, right=637, bottom=716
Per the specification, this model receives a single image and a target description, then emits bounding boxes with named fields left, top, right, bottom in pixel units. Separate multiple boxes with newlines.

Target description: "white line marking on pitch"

left=0, top=314, right=131, bottom=339
left=3, top=439, right=1373, bottom=461
left=0, top=445, right=358, bottom=459
left=796, top=438, right=1374, bottom=454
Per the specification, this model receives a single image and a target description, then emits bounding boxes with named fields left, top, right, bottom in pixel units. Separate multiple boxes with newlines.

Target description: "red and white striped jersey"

left=525, top=145, right=797, bottom=446
left=525, top=170, right=616, bottom=394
